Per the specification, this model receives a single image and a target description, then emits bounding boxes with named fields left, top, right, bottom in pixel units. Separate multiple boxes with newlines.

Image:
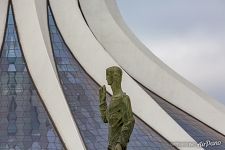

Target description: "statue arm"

left=99, top=99, right=108, bottom=123
left=99, top=85, right=108, bottom=123
left=118, top=95, right=135, bottom=147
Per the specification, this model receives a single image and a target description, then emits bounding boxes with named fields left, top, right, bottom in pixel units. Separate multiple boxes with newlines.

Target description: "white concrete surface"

left=34, top=0, right=57, bottom=74
left=11, top=0, right=85, bottom=149
left=0, top=0, right=8, bottom=50
left=79, top=0, right=225, bottom=136
left=49, top=0, right=200, bottom=149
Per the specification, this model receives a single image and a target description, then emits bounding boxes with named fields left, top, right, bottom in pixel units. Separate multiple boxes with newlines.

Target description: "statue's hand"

left=115, top=143, right=122, bottom=150
left=99, top=85, right=106, bottom=103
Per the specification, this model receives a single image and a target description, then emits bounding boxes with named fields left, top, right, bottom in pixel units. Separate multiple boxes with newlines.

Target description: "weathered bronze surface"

left=99, top=66, right=135, bottom=150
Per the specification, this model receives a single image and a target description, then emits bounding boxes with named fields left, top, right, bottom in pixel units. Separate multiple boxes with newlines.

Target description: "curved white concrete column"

left=49, top=0, right=200, bottom=149
left=11, top=0, right=85, bottom=149
left=0, top=0, right=8, bottom=49
left=34, top=0, right=57, bottom=74
left=79, top=0, right=225, bottom=135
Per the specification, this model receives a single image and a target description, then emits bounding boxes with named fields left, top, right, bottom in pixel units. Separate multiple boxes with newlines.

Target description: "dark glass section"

left=0, top=5, right=64, bottom=149
left=144, top=87, right=225, bottom=150
left=48, top=7, right=176, bottom=150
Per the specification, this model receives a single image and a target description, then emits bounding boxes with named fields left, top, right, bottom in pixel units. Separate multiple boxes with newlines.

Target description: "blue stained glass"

left=0, top=5, right=65, bottom=150
left=48, top=6, right=176, bottom=150
left=143, top=87, right=225, bottom=150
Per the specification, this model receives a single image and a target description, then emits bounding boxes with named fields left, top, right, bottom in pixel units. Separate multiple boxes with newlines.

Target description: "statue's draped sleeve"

left=99, top=96, right=108, bottom=123
left=119, top=95, right=135, bottom=147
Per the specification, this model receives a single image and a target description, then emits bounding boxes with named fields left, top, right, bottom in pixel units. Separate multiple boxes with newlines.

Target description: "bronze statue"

left=99, top=66, right=135, bottom=150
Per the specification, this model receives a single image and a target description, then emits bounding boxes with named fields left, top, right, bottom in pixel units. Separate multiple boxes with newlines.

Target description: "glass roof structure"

left=0, top=5, right=65, bottom=150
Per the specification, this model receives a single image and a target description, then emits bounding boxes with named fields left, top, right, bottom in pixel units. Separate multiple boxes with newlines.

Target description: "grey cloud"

left=117, top=0, right=225, bottom=36
left=117, top=0, right=225, bottom=104
left=146, top=34, right=225, bottom=104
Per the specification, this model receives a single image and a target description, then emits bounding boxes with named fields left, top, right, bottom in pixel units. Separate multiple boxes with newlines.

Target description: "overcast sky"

left=116, top=0, right=225, bottom=105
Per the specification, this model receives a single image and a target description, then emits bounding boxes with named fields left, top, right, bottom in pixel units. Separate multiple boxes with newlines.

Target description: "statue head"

left=106, top=66, right=122, bottom=86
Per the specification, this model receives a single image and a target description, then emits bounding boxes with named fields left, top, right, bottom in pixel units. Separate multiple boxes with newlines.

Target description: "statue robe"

left=99, top=93, right=135, bottom=150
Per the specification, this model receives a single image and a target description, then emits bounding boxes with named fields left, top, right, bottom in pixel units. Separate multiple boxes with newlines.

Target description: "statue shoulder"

left=122, top=93, right=131, bottom=103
